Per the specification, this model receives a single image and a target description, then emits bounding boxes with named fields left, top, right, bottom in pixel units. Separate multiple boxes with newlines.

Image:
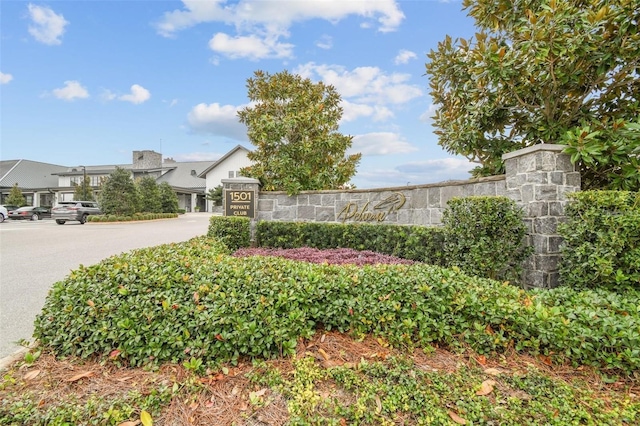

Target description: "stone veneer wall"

left=256, top=175, right=506, bottom=226
left=223, top=145, right=580, bottom=289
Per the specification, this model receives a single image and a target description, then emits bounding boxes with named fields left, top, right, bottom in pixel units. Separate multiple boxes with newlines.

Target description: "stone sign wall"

left=222, top=144, right=581, bottom=289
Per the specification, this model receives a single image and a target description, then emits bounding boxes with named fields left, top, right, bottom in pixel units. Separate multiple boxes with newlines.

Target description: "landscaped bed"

left=1, top=236, right=639, bottom=424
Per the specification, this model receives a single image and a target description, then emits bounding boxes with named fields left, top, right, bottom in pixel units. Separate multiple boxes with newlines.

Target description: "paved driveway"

left=0, top=213, right=214, bottom=359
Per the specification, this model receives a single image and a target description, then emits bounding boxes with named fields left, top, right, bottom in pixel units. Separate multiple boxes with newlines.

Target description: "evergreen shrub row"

left=558, top=191, right=640, bottom=292
left=88, top=213, right=178, bottom=222
left=207, top=216, right=251, bottom=251
left=211, top=196, right=531, bottom=282
left=33, top=236, right=640, bottom=374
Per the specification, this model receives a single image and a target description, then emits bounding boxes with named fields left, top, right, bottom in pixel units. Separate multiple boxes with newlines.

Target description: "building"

left=0, top=146, right=252, bottom=212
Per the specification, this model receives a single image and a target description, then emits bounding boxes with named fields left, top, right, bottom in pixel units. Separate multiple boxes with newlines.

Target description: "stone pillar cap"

left=502, top=144, right=566, bottom=160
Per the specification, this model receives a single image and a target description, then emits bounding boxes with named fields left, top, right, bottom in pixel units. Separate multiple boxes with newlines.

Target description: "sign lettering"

left=337, top=192, right=406, bottom=223
left=224, top=190, right=256, bottom=218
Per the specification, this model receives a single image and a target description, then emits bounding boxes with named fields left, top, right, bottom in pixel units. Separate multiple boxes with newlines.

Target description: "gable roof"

left=0, top=159, right=68, bottom=189
left=156, top=161, right=211, bottom=190
left=198, top=145, right=251, bottom=178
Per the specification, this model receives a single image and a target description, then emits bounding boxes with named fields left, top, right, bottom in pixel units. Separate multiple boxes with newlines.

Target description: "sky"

left=1, top=0, right=479, bottom=189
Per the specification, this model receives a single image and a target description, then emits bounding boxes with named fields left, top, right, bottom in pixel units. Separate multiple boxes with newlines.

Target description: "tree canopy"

left=426, top=0, right=640, bottom=189
left=98, top=167, right=140, bottom=216
left=238, top=70, right=361, bottom=194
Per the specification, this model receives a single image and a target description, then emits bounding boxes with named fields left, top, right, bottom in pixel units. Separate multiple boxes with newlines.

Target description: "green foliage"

left=256, top=221, right=445, bottom=266
left=442, top=196, right=532, bottom=283
left=98, top=167, right=140, bottom=216
left=562, top=118, right=640, bottom=191
left=33, top=236, right=640, bottom=375
left=558, top=191, right=640, bottom=291
left=73, top=176, right=95, bottom=201
left=207, top=216, right=251, bottom=251
left=238, top=70, right=361, bottom=195
left=158, top=182, right=179, bottom=214
left=426, top=0, right=640, bottom=182
left=136, top=176, right=162, bottom=213
left=205, top=185, right=223, bottom=206
left=6, top=184, right=26, bottom=207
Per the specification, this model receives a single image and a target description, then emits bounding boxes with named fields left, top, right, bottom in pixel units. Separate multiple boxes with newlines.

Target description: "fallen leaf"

left=448, top=410, right=467, bottom=424
left=252, top=388, right=268, bottom=397
left=231, top=386, right=240, bottom=396
left=117, top=421, right=140, bottom=426
left=340, top=419, right=347, bottom=426
left=476, top=380, right=496, bottom=396
left=66, top=371, right=94, bottom=382
left=87, top=300, right=95, bottom=307
left=539, top=355, right=553, bottom=366
left=318, top=348, right=330, bottom=360
left=476, top=355, right=487, bottom=366
left=375, top=395, right=382, bottom=414
left=116, top=376, right=133, bottom=382
left=188, top=401, right=199, bottom=410
left=320, top=334, right=326, bottom=343
left=140, top=410, right=153, bottom=426
left=109, top=349, right=121, bottom=359
left=24, top=370, right=41, bottom=381
left=484, top=368, right=503, bottom=376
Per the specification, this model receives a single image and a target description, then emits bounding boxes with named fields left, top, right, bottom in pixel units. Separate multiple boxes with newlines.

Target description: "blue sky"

left=1, top=0, right=478, bottom=189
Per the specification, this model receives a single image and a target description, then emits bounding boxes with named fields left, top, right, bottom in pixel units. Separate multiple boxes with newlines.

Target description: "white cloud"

left=52, top=80, right=89, bottom=101
left=0, top=72, right=13, bottom=84
left=172, top=151, right=225, bottom=162
left=394, top=49, right=417, bottom=65
left=119, top=84, right=151, bottom=104
left=295, top=62, right=423, bottom=105
left=156, top=0, right=404, bottom=37
left=27, top=4, right=69, bottom=45
left=186, top=102, right=248, bottom=141
left=100, top=89, right=117, bottom=101
left=349, top=132, right=418, bottom=156
left=396, top=157, right=475, bottom=181
left=165, top=99, right=178, bottom=107
left=419, top=103, right=438, bottom=123
left=316, top=34, right=333, bottom=50
left=208, top=32, right=293, bottom=60
left=341, top=100, right=393, bottom=122
left=353, top=157, right=475, bottom=189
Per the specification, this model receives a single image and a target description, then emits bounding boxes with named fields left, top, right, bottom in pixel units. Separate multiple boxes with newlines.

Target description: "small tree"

left=98, top=167, right=139, bottom=216
left=238, top=70, right=361, bottom=195
left=158, top=182, right=179, bottom=213
left=73, top=176, right=95, bottom=201
left=6, top=184, right=26, bottom=207
left=137, top=176, right=162, bottom=213
left=206, top=185, right=223, bottom=206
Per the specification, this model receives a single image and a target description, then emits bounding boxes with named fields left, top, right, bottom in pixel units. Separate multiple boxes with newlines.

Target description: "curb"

left=0, top=346, right=29, bottom=371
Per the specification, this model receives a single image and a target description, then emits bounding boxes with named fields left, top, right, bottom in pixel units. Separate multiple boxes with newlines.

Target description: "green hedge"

left=257, top=221, right=445, bottom=265
left=443, top=196, right=532, bottom=283
left=88, top=213, right=178, bottom=222
left=558, top=191, right=640, bottom=291
left=34, top=236, right=640, bottom=374
left=207, top=215, right=251, bottom=251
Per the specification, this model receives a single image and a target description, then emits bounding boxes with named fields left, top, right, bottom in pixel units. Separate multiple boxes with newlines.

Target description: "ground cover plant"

left=2, top=332, right=638, bottom=425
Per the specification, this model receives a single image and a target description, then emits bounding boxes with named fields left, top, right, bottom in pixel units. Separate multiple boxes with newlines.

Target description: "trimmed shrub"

left=208, top=216, right=251, bottom=251
left=33, top=236, right=640, bottom=374
left=442, top=196, right=532, bottom=283
left=257, top=221, right=445, bottom=266
left=558, top=191, right=640, bottom=291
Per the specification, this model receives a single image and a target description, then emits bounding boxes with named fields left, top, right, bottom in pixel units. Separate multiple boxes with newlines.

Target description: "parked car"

left=0, top=205, right=7, bottom=222
left=1, top=205, right=20, bottom=215
left=9, top=206, right=51, bottom=221
left=52, top=201, right=101, bottom=224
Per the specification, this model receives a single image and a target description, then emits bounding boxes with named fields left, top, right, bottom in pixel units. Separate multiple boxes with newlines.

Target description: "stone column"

left=502, top=145, right=581, bottom=289
left=221, top=178, right=261, bottom=246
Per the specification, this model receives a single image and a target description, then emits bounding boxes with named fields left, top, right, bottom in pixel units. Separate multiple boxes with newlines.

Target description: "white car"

left=0, top=205, right=7, bottom=223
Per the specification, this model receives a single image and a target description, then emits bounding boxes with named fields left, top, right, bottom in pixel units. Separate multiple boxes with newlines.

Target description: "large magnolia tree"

left=238, top=70, right=361, bottom=195
left=426, top=0, right=640, bottom=189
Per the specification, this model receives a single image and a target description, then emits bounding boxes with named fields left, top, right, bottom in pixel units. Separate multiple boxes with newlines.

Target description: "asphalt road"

left=0, top=213, right=214, bottom=359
